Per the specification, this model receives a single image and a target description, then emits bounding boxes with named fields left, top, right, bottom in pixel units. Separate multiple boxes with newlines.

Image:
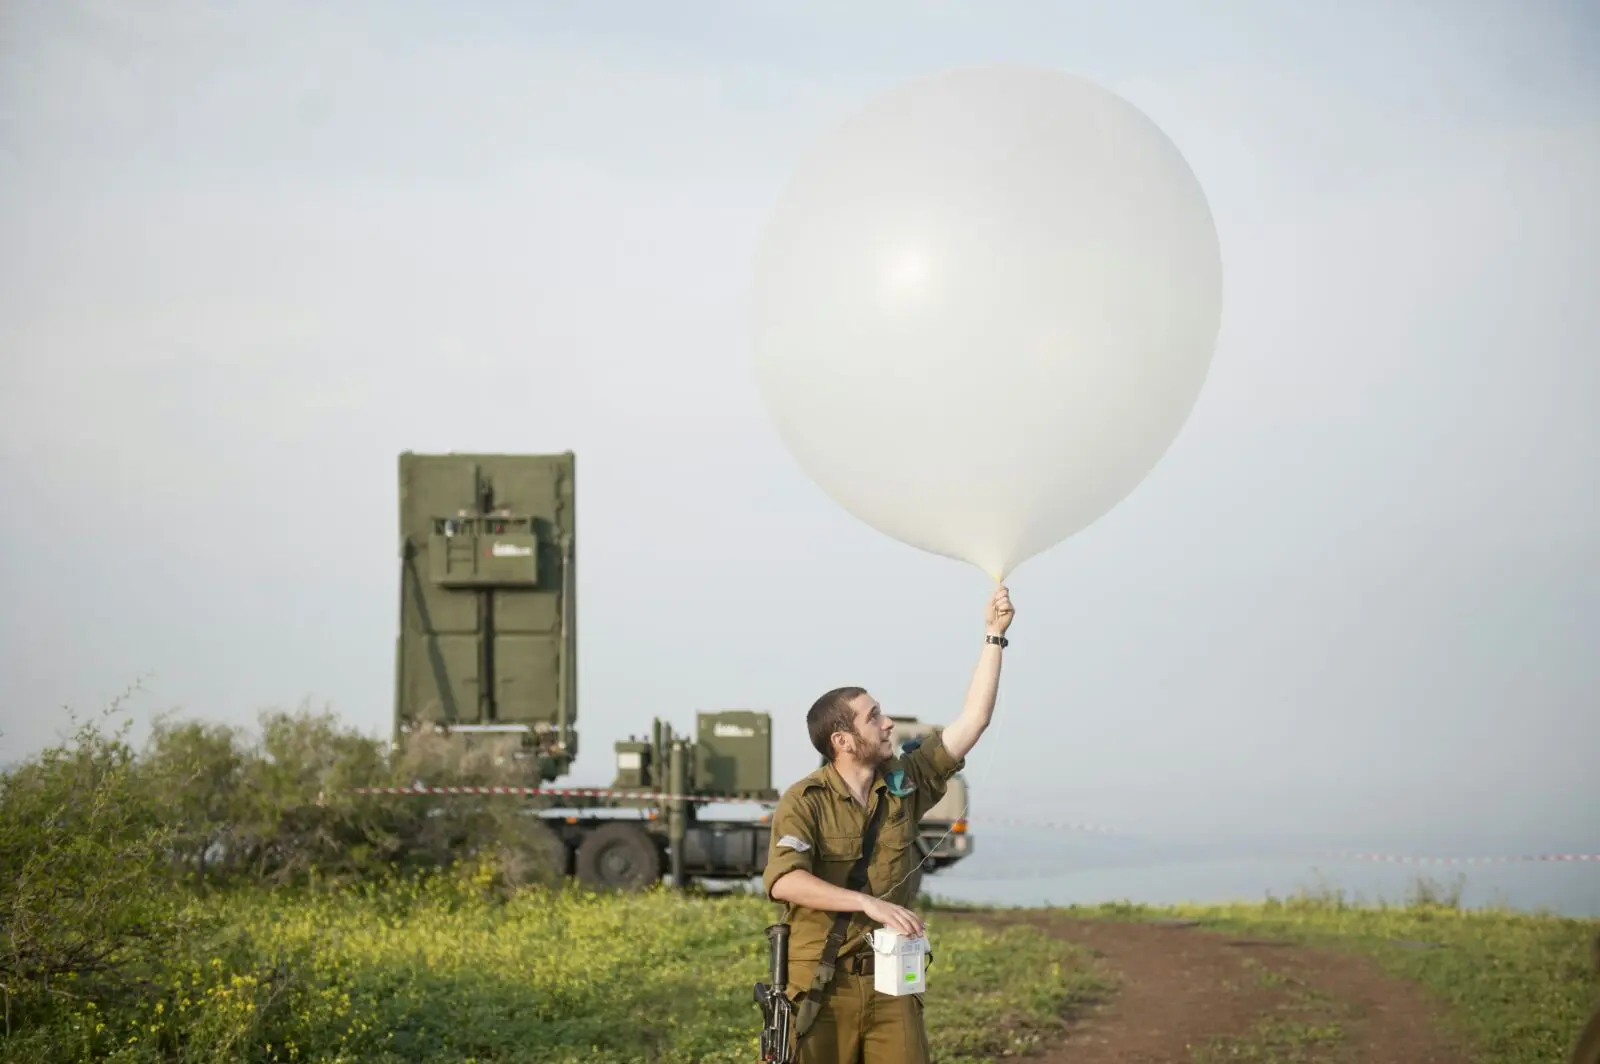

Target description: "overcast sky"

left=2, top=0, right=1596, bottom=857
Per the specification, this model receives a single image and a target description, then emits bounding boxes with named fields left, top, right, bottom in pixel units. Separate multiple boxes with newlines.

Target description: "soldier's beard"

left=843, top=726, right=892, bottom=768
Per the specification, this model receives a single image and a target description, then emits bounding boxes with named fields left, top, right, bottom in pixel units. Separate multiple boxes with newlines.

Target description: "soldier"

left=763, top=585, right=1015, bottom=1063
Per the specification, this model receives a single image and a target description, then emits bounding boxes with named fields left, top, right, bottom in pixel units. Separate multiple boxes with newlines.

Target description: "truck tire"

left=575, top=822, right=662, bottom=891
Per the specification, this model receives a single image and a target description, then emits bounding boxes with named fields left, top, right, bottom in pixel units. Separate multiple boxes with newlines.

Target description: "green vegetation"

left=4, top=699, right=1593, bottom=1063
left=1049, top=888, right=1600, bottom=1064
left=0, top=703, right=1104, bottom=1062
left=920, top=913, right=1109, bottom=1060
left=2, top=867, right=1102, bottom=1063
left=1192, top=957, right=1353, bottom=1064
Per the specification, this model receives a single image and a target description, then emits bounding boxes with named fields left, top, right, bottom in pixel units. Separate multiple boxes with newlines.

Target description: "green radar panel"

left=394, top=452, right=577, bottom=781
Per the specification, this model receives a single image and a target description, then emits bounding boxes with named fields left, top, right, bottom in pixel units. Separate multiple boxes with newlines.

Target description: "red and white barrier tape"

left=975, top=814, right=1125, bottom=836
left=350, top=789, right=1596, bottom=866
left=970, top=817, right=1600, bottom=864
left=352, top=784, right=771, bottom=804
left=1339, top=851, right=1600, bottom=865
left=952, top=852, right=1600, bottom=884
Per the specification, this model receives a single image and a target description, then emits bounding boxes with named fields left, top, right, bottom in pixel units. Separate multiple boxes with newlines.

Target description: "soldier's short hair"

left=807, top=686, right=868, bottom=761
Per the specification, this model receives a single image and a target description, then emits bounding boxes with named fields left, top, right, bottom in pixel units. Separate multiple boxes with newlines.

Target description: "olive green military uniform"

left=762, top=730, right=965, bottom=1064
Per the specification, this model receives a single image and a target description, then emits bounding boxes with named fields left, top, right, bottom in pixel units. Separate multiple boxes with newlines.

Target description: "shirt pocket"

left=873, top=813, right=920, bottom=892
left=815, top=833, right=863, bottom=881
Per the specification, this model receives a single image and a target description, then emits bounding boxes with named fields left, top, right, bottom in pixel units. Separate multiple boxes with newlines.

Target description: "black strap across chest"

left=790, top=790, right=894, bottom=1039
left=822, top=793, right=888, bottom=965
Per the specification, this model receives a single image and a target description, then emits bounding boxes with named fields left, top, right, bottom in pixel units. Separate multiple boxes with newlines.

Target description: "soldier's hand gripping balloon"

left=751, top=65, right=1224, bottom=580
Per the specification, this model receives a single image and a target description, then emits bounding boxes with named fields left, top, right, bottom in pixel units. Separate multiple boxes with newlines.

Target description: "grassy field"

left=1030, top=885, right=1600, bottom=1064
left=1, top=869, right=1106, bottom=1064
left=9, top=710, right=1592, bottom=1062
left=6, top=868, right=1595, bottom=1063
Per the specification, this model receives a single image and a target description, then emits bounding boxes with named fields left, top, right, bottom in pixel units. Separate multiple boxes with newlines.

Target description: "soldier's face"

left=842, top=693, right=895, bottom=765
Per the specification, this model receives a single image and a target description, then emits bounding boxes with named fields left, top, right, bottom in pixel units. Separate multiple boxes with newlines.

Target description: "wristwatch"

left=984, top=633, right=1008, bottom=648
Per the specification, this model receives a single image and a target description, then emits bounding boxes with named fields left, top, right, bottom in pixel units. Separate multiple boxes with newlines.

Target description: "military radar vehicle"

left=393, top=451, right=973, bottom=890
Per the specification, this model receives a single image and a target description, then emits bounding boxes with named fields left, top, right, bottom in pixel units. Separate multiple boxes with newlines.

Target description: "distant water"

left=694, top=810, right=1599, bottom=917
left=923, top=832, right=1600, bottom=918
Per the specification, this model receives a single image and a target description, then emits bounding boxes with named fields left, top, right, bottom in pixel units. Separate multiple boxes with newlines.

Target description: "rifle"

left=753, top=922, right=796, bottom=1063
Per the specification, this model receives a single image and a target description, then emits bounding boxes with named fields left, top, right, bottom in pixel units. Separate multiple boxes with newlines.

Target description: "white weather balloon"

left=751, top=65, right=1223, bottom=579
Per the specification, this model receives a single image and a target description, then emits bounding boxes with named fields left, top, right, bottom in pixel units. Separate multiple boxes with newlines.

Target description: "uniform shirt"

left=761, top=729, right=966, bottom=995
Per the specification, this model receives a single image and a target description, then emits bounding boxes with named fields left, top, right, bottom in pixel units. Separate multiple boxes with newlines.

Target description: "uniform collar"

left=822, top=759, right=888, bottom=805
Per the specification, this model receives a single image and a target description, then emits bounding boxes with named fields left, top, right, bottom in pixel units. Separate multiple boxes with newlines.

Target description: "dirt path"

left=955, top=911, right=1471, bottom=1064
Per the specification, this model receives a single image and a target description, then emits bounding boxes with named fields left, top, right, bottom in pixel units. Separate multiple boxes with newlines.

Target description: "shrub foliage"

left=0, top=708, right=191, bottom=1036
left=0, top=698, right=565, bottom=1051
left=135, top=707, right=563, bottom=890
left=0, top=699, right=1101, bottom=1063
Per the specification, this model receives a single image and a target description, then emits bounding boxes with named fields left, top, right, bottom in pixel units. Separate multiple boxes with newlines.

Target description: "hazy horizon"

left=2, top=1, right=1596, bottom=901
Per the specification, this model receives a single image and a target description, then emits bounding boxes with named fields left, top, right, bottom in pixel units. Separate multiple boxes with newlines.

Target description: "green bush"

left=0, top=695, right=567, bottom=1050
left=0, top=706, right=200, bottom=1038
left=136, top=705, right=566, bottom=891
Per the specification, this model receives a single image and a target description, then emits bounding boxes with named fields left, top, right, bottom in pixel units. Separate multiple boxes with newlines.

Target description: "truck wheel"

left=575, top=822, right=662, bottom=891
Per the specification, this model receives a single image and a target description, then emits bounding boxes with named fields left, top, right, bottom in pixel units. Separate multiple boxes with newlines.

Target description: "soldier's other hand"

left=986, top=585, right=1014, bottom=636
left=862, top=896, right=924, bottom=938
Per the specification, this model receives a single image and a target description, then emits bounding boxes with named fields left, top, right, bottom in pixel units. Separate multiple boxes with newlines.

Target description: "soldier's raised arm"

left=937, top=584, right=1013, bottom=762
